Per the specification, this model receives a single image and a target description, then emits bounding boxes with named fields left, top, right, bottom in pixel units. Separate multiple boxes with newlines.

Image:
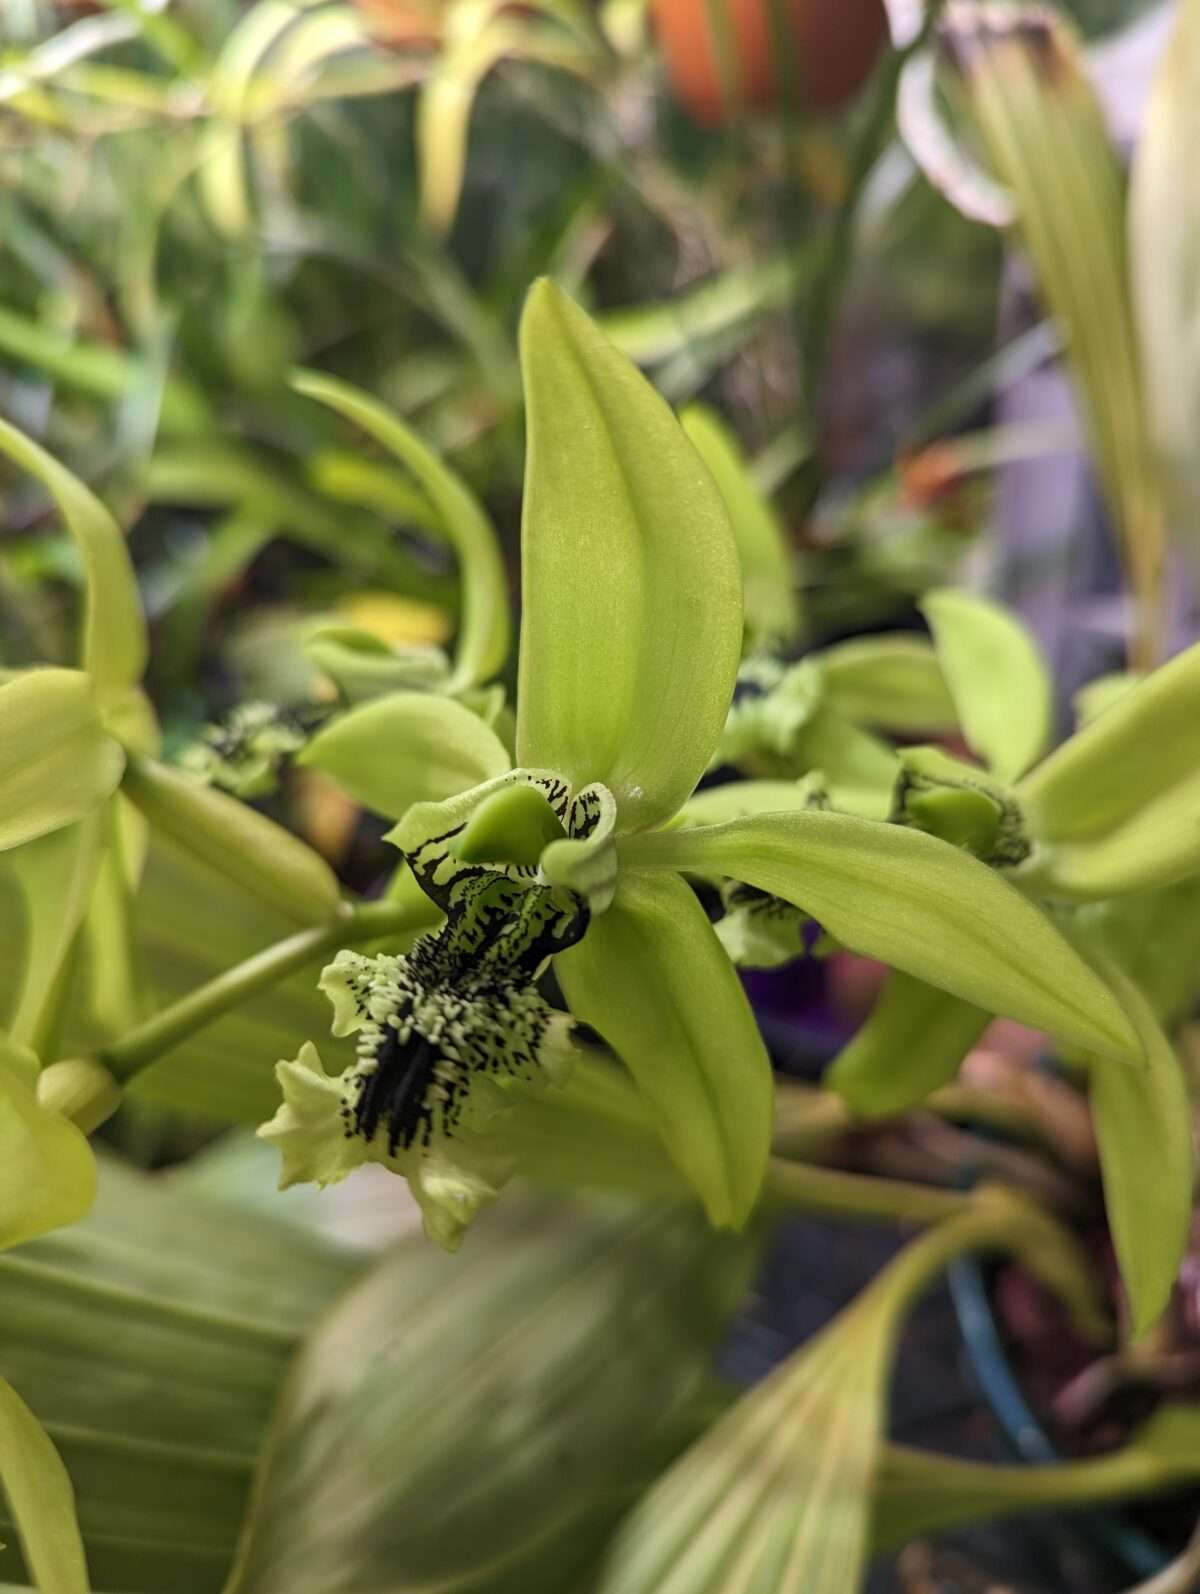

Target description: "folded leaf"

left=516, top=281, right=742, bottom=832
left=290, top=370, right=509, bottom=692
left=622, top=813, right=1139, bottom=1060
left=1017, top=638, right=1200, bottom=896
left=121, top=757, right=342, bottom=927
left=827, top=972, right=990, bottom=1119
left=556, top=870, right=773, bottom=1228
left=921, top=588, right=1051, bottom=780
left=679, top=405, right=800, bottom=653
left=1083, top=956, right=1193, bottom=1338
left=0, top=671, right=124, bottom=854
left=0, top=1065, right=95, bottom=1252
left=298, top=691, right=511, bottom=820
left=7, top=814, right=105, bottom=1054
left=226, top=1193, right=754, bottom=1594
left=0, top=417, right=145, bottom=704
left=0, top=1376, right=89, bottom=1594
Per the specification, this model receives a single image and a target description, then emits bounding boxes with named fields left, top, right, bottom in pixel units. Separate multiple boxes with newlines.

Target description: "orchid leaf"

left=121, top=757, right=342, bottom=927
left=596, top=1209, right=1008, bottom=1594
left=0, top=1064, right=96, bottom=1253
left=1017, top=638, right=1200, bottom=897
left=516, top=281, right=743, bottom=832
left=679, top=405, right=799, bottom=653
left=297, top=692, right=511, bottom=820
left=815, top=635, right=958, bottom=736
left=0, top=671, right=124, bottom=853
left=0, top=1376, right=89, bottom=1594
left=290, top=370, right=509, bottom=692
left=622, top=813, right=1139, bottom=1060
left=921, top=588, right=1051, bottom=780
left=1084, top=956, right=1193, bottom=1339
left=7, top=813, right=105, bottom=1054
left=827, top=972, right=990, bottom=1119
left=556, top=870, right=772, bottom=1228
left=0, top=416, right=145, bottom=704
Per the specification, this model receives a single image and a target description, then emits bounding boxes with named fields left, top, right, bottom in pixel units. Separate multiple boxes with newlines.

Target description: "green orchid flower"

left=263, top=280, right=1141, bottom=1249
left=179, top=701, right=308, bottom=799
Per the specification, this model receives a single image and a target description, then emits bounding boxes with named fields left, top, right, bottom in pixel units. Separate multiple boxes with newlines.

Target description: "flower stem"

left=762, top=1157, right=976, bottom=1227
left=100, top=899, right=428, bottom=1081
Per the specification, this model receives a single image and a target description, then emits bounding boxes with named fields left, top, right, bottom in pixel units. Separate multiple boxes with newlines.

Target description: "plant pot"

left=650, top=0, right=890, bottom=125
left=948, top=1251, right=1176, bottom=1585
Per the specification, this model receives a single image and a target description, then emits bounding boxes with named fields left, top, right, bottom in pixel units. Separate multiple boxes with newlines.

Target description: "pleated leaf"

left=516, top=281, right=743, bottom=832
left=622, top=813, right=1139, bottom=1060
left=556, top=870, right=774, bottom=1228
left=225, top=1193, right=755, bottom=1594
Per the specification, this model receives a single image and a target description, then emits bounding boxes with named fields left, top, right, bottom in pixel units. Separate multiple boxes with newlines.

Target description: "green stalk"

left=762, top=1157, right=975, bottom=1226
left=100, top=899, right=427, bottom=1081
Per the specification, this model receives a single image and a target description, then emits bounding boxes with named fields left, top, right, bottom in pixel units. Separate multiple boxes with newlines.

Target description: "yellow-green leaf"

left=0, top=417, right=145, bottom=703
left=0, top=671, right=124, bottom=853
left=921, top=588, right=1051, bottom=780
left=622, top=812, right=1139, bottom=1060
left=517, top=281, right=743, bottom=832
left=0, top=1376, right=89, bottom=1593
left=556, top=870, right=773, bottom=1228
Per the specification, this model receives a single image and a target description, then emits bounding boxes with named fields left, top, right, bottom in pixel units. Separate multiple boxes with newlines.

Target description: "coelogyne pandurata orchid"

left=260, top=281, right=1141, bottom=1249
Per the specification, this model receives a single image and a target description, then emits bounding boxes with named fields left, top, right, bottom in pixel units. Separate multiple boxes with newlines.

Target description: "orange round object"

left=651, top=0, right=890, bottom=123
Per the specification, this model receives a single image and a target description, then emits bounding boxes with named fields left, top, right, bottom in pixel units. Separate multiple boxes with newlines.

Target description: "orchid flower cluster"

left=2, top=280, right=1200, bottom=1593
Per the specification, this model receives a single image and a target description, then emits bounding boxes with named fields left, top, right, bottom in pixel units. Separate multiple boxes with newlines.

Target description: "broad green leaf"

left=0, top=1067, right=95, bottom=1252
left=1016, top=639, right=1200, bottom=897
left=943, top=9, right=1165, bottom=665
left=297, top=692, right=511, bottom=820
left=1129, top=0, right=1200, bottom=550
left=556, top=870, right=773, bottom=1228
left=0, top=671, right=124, bottom=853
left=0, top=416, right=145, bottom=703
left=7, top=814, right=105, bottom=1054
left=596, top=1206, right=1024, bottom=1594
left=120, top=757, right=341, bottom=927
left=516, top=281, right=743, bottom=832
left=621, top=813, right=1140, bottom=1060
left=0, top=1376, right=89, bottom=1594
left=290, top=370, right=509, bottom=691
left=827, top=972, right=990, bottom=1119
left=920, top=589, right=1051, bottom=780
left=225, top=1193, right=752, bottom=1594
left=1084, top=957, right=1193, bottom=1338
left=679, top=405, right=800, bottom=653
left=816, top=634, right=958, bottom=736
